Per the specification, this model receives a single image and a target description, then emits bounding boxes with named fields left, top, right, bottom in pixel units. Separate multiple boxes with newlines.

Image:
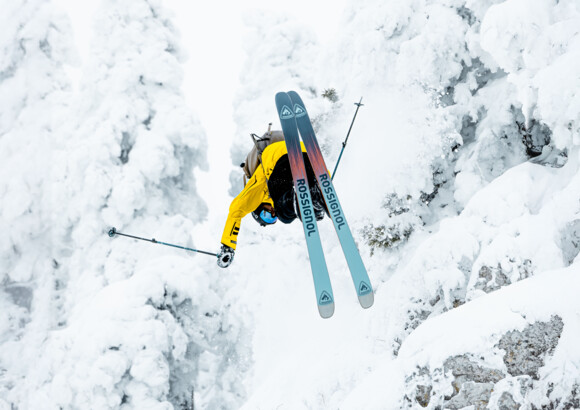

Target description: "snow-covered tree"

left=0, top=0, right=74, bottom=405
left=336, top=0, right=580, bottom=407
left=2, top=0, right=248, bottom=408
left=3, top=0, right=580, bottom=408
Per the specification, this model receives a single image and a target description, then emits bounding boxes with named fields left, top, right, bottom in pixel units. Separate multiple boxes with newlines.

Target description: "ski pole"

left=107, top=227, right=217, bottom=257
left=332, top=97, right=364, bottom=180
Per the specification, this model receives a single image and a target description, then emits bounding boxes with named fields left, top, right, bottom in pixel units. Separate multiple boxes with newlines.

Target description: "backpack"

left=240, top=129, right=285, bottom=184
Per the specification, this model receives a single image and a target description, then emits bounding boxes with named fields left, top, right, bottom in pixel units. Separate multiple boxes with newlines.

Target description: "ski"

left=287, top=90, right=374, bottom=309
left=275, top=92, right=335, bottom=319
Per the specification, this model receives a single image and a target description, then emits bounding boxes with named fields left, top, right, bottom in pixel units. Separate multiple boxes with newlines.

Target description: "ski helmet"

left=251, top=203, right=278, bottom=227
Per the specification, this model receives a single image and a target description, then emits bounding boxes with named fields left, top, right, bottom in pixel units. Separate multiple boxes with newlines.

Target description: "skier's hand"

left=217, top=244, right=235, bottom=268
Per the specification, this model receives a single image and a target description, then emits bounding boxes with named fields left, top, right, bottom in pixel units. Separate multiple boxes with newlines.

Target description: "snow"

left=341, top=261, right=580, bottom=409
left=2, top=0, right=580, bottom=409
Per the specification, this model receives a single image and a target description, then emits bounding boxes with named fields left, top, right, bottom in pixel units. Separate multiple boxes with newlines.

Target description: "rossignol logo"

left=319, top=173, right=345, bottom=230
left=319, top=290, right=333, bottom=305
left=359, top=281, right=371, bottom=296
left=293, top=104, right=306, bottom=118
left=297, top=178, right=316, bottom=237
left=279, top=105, right=294, bottom=120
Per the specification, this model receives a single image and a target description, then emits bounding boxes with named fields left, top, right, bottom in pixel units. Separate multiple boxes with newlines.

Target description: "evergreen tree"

left=0, top=1, right=74, bottom=405
left=2, top=0, right=247, bottom=408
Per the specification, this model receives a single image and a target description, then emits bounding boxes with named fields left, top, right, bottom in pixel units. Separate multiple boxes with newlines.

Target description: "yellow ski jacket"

left=221, top=141, right=307, bottom=250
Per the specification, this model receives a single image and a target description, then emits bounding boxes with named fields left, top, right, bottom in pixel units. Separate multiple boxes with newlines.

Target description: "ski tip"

left=275, top=91, right=288, bottom=101
left=318, top=302, right=335, bottom=319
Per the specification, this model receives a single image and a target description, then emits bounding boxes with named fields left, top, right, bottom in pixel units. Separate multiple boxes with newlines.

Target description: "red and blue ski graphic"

left=275, top=92, right=335, bottom=318
left=287, top=91, right=374, bottom=309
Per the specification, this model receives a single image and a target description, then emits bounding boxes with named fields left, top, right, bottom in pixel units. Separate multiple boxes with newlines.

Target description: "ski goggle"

left=260, top=209, right=278, bottom=225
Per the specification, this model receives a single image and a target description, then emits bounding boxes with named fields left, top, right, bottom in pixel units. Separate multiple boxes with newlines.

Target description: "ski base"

left=276, top=91, right=335, bottom=319
left=287, top=90, right=374, bottom=310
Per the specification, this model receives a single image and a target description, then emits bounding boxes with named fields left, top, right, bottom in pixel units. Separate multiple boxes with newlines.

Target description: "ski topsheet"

left=287, top=90, right=374, bottom=309
left=275, top=92, right=335, bottom=319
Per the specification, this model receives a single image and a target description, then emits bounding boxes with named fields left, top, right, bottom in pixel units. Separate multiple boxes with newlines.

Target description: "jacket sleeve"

left=220, top=167, right=272, bottom=250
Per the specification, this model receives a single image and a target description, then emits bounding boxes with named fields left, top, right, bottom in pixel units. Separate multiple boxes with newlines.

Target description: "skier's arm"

left=220, top=168, right=272, bottom=250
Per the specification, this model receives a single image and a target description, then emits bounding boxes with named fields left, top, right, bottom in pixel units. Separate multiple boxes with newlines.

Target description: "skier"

left=217, top=134, right=327, bottom=268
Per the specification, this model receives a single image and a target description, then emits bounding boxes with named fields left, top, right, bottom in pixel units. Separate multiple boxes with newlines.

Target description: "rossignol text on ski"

left=275, top=92, right=335, bottom=318
left=275, top=91, right=373, bottom=317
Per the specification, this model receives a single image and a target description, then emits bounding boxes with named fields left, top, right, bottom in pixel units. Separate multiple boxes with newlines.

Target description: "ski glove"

left=217, top=244, right=235, bottom=268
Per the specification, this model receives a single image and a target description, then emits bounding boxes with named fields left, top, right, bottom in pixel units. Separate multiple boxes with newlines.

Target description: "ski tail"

left=287, top=90, right=374, bottom=309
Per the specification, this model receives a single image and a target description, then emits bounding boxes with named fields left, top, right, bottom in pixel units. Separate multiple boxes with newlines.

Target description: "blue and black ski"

left=287, top=90, right=374, bottom=309
left=275, top=92, right=335, bottom=319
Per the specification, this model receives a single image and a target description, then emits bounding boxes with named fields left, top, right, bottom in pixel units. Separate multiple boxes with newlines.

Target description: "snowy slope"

left=342, top=260, right=580, bottom=409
